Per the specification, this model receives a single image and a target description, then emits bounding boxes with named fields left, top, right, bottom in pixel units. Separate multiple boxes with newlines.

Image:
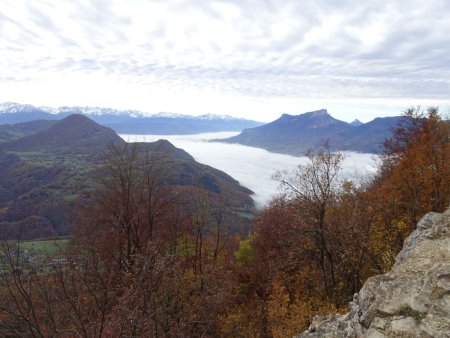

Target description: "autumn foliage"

left=220, top=107, right=449, bottom=336
left=0, top=107, right=448, bottom=337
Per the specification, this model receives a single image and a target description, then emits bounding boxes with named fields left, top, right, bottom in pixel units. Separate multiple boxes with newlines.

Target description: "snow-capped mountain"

left=55, top=106, right=147, bottom=118
left=0, top=102, right=47, bottom=114
left=0, top=102, right=263, bottom=134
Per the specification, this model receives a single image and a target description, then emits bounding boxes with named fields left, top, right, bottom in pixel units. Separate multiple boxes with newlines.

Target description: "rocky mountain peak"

left=296, top=207, right=450, bottom=337
left=309, top=109, right=329, bottom=118
left=279, top=113, right=294, bottom=120
left=279, top=110, right=330, bottom=121
left=302, top=109, right=342, bottom=129
left=350, top=119, right=363, bottom=126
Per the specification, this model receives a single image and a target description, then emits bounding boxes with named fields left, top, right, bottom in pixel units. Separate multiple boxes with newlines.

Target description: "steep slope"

left=134, top=141, right=254, bottom=210
left=136, top=139, right=195, bottom=161
left=350, top=119, right=363, bottom=126
left=333, top=116, right=406, bottom=153
left=0, top=115, right=254, bottom=239
left=1, top=114, right=125, bottom=152
left=0, top=120, right=59, bottom=143
left=0, top=115, right=124, bottom=238
left=297, top=208, right=450, bottom=337
left=219, top=110, right=404, bottom=155
left=220, top=109, right=353, bottom=154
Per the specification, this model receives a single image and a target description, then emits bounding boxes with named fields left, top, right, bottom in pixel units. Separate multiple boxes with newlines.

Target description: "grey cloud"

left=27, top=3, right=58, bottom=32
left=1, top=17, right=41, bottom=47
left=60, top=37, right=80, bottom=48
left=67, top=0, right=131, bottom=48
left=2, top=0, right=450, bottom=104
left=0, top=11, right=19, bottom=30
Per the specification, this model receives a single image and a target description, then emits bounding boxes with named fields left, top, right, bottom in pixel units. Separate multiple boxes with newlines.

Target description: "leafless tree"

left=273, top=144, right=344, bottom=297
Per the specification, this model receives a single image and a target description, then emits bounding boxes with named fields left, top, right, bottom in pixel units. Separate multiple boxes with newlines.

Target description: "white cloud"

left=1, top=0, right=450, bottom=122
left=122, top=132, right=377, bottom=207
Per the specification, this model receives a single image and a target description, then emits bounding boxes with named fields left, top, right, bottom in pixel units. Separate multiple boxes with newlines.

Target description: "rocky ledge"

left=296, top=208, right=450, bottom=338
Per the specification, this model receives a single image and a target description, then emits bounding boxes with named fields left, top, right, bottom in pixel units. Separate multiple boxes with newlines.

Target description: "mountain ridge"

left=0, top=114, right=255, bottom=239
left=350, top=119, right=363, bottom=126
left=0, top=120, right=58, bottom=143
left=0, top=102, right=263, bottom=134
left=218, top=109, right=405, bottom=154
left=0, top=114, right=124, bottom=152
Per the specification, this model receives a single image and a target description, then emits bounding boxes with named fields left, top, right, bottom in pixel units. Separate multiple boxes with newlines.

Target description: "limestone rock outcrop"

left=296, top=208, right=450, bottom=338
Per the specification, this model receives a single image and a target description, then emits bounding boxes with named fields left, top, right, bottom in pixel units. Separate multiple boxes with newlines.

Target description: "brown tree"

left=273, top=144, right=344, bottom=298
left=370, top=107, right=450, bottom=266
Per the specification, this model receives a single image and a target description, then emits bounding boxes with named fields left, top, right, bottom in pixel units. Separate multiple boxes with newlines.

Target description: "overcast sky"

left=1, top=0, right=449, bottom=122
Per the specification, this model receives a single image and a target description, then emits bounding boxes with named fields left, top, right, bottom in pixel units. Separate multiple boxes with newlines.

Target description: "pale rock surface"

left=296, top=208, right=450, bottom=338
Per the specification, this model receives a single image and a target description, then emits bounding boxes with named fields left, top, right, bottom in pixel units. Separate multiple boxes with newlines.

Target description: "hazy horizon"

left=0, top=101, right=408, bottom=124
left=2, top=1, right=449, bottom=123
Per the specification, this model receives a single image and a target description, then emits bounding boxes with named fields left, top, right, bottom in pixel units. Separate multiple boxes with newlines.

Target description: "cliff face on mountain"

left=219, top=109, right=405, bottom=155
left=296, top=208, right=450, bottom=338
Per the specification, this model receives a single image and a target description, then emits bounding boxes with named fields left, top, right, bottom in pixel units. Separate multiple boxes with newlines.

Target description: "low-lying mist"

left=121, top=132, right=378, bottom=207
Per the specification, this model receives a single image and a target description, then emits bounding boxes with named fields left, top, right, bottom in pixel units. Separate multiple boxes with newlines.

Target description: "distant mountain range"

left=0, top=103, right=407, bottom=155
left=218, top=109, right=405, bottom=154
left=0, top=102, right=263, bottom=134
left=0, top=114, right=254, bottom=239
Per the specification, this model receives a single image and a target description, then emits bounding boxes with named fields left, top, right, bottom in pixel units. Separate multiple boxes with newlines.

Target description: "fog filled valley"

left=1, top=0, right=450, bottom=335
left=122, top=132, right=378, bottom=206
left=0, top=106, right=448, bottom=337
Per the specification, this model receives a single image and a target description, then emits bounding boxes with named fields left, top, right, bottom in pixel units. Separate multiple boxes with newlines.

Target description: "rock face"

left=296, top=208, right=450, bottom=338
left=219, top=110, right=407, bottom=155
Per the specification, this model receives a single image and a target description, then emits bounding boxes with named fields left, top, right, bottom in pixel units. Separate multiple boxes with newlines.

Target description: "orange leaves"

left=227, top=110, right=449, bottom=336
left=369, top=108, right=450, bottom=270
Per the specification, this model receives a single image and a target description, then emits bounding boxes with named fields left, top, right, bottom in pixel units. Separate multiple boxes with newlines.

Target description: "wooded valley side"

left=0, top=107, right=449, bottom=337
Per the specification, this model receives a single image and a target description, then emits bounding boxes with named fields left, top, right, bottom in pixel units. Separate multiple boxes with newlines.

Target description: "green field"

left=19, top=238, right=69, bottom=258
left=0, top=238, right=69, bottom=271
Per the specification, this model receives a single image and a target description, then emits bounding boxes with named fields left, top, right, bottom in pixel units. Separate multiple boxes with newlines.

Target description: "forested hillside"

left=221, top=107, right=449, bottom=336
left=0, top=107, right=448, bottom=337
left=0, top=115, right=254, bottom=239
